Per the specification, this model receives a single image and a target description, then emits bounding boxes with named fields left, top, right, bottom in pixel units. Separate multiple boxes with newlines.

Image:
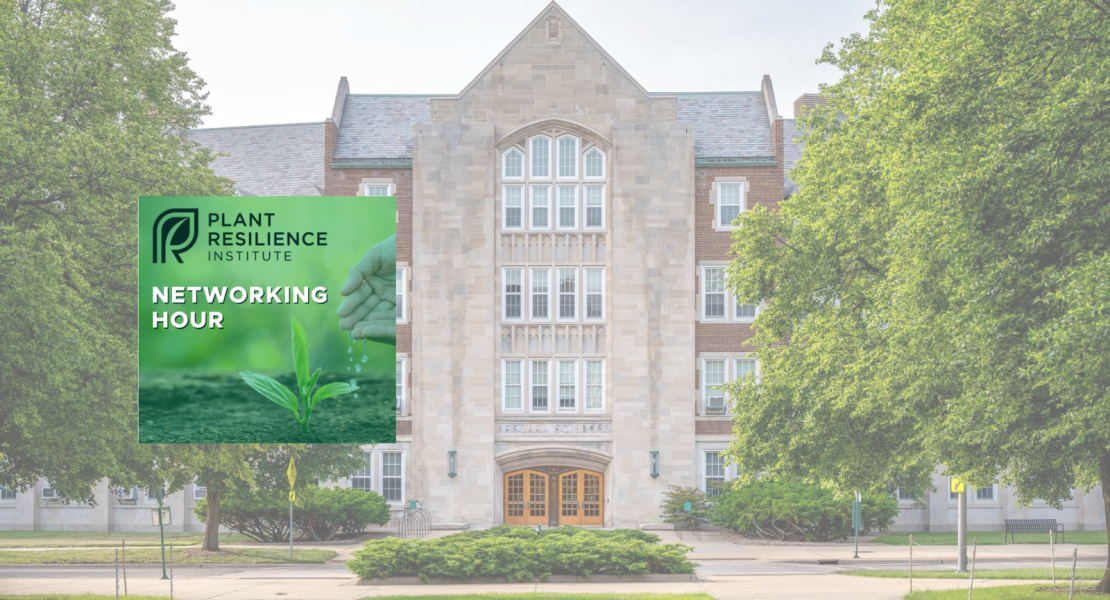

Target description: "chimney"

left=793, top=93, right=826, bottom=119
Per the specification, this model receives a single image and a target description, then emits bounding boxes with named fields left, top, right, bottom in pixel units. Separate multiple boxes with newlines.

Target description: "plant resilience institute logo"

left=152, top=208, right=199, bottom=263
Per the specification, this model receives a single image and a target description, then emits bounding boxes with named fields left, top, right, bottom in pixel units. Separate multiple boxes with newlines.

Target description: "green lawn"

left=904, top=584, right=1098, bottom=599
left=840, top=568, right=1104, bottom=580
left=0, top=547, right=335, bottom=564
left=871, top=531, right=1107, bottom=546
left=0, top=530, right=249, bottom=548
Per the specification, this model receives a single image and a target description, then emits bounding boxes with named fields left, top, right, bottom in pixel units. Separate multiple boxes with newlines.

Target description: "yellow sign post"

left=950, top=477, right=966, bottom=494
left=287, top=456, right=296, bottom=560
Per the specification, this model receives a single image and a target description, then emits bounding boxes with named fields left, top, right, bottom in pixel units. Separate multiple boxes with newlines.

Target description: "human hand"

left=337, top=235, right=397, bottom=346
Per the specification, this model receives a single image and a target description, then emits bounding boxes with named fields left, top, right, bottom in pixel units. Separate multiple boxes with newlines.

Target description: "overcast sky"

left=171, top=0, right=876, bottom=129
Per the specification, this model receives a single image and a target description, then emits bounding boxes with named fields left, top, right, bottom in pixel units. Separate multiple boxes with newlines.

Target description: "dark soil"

left=139, top=370, right=395, bottom=443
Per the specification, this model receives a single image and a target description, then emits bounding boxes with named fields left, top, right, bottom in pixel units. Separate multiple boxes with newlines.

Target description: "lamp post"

left=650, top=450, right=659, bottom=478
left=448, top=449, right=457, bottom=478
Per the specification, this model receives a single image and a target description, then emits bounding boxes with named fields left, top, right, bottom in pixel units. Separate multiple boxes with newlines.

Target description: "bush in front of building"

left=708, top=480, right=898, bottom=542
left=346, top=526, right=694, bottom=581
left=194, top=484, right=390, bottom=542
left=454, top=524, right=661, bottom=544
left=659, top=485, right=712, bottom=530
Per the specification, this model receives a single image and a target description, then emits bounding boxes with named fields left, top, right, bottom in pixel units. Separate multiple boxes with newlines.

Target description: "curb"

left=357, top=574, right=700, bottom=585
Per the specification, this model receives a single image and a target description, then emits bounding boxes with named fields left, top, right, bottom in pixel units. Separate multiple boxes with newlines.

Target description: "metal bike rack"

left=398, top=499, right=431, bottom=538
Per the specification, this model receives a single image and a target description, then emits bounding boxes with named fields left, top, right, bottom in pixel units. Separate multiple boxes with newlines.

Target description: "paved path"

left=0, top=532, right=1105, bottom=599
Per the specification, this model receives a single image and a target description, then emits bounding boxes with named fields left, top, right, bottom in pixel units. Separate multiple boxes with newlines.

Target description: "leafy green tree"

left=142, top=444, right=364, bottom=551
left=0, top=0, right=233, bottom=500
left=726, top=0, right=1110, bottom=591
left=659, top=485, right=711, bottom=531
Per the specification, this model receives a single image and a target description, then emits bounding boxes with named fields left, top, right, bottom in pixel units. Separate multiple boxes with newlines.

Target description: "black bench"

left=1004, top=518, right=1065, bottom=543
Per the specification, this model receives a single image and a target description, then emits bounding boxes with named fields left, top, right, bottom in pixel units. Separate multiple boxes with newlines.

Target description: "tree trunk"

left=203, top=489, right=221, bottom=552
left=1096, top=450, right=1110, bottom=595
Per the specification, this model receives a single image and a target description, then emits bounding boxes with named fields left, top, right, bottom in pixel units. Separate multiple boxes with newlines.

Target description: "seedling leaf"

left=303, top=367, right=321, bottom=400
left=311, top=382, right=358, bottom=407
left=240, top=372, right=298, bottom=411
left=290, top=317, right=310, bottom=394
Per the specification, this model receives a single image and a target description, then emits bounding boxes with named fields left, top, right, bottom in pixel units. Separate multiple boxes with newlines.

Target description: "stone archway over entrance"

left=496, top=446, right=611, bottom=527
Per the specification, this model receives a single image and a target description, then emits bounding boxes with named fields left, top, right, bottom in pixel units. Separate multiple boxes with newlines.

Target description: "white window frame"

left=715, top=181, right=746, bottom=231
left=502, top=185, right=524, bottom=230
left=584, top=358, right=605, bottom=412
left=530, top=267, right=551, bottom=321
left=701, top=266, right=727, bottom=320
left=147, top=487, right=166, bottom=501
left=584, top=267, right=605, bottom=321
left=557, top=267, right=577, bottom=321
left=502, top=359, right=524, bottom=412
left=556, top=185, right=578, bottom=230
left=895, top=487, right=914, bottom=502
left=529, top=136, right=551, bottom=180
left=529, top=359, right=551, bottom=413
left=974, top=484, right=998, bottom=502
left=362, top=183, right=393, bottom=197
left=350, top=452, right=373, bottom=492
left=396, top=357, right=407, bottom=412
left=529, top=185, right=551, bottom=230
left=116, top=486, right=139, bottom=502
left=583, top=147, right=606, bottom=179
left=193, top=481, right=207, bottom=501
left=502, top=147, right=524, bottom=180
left=734, top=356, right=759, bottom=384
left=584, top=184, right=605, bottom=230
left=395, top=266, right=408, bottom=324
left=703, top=358, right=727, bottom=415
left=502, top=268, right=524, bottom=320
left=735, top=300, right=760, bottom=323
left=556, top=135, right=579, bottom=179
left=379, top=451, right=405, bottom=504
left=557, top=359, right=578, bottom=413
left=703, top=451, right=727, bottom=497
left=0, top=486, right=15, bottom=501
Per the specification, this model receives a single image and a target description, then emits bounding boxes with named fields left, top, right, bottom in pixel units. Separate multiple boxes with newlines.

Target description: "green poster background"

left=138, top=196, right=396, bottom=443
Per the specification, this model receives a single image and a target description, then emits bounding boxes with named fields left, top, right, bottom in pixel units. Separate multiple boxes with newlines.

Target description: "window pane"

left=720, top=183, right=742, bottom=204
left=531, top=186, right=549, bottom=228
left=586, top=360, right=603, bottom=410
left=559, top=268, right=576, bottom=319
left=897, top=488, right=914, bottom=501
left=705, top=360, right=725, bottom=389
left=504, top=186, right=522, bottom=228
left=505, top=149, right=523, bottom=178
left=531, top=268, right=549, bottom=319
left=734, top=359, right=757, bottom=379
left=705, top=451, right=725, bottom=497
left=0, top=487, right=16, bottom=500
left=365, top=185, right=390, bottom=196
left=504, top=269, right=522, bottom=318
left=704, top=268, right=725, bottom=318
left=531, top=361, right=549, bottom=410
left=531, top=138, right=550, bottom=178
left=736, top=303, right=757, bottom=319
left=585, top=149, right=604, bottom=177
left=585, top=186, right=603, bottom=227
left=976, top=486, right=995, bottom=501
left=396, top=269, right=405, bottom=320
left=382, top=452, right=402, bottom=502
left=558, top=186, right=576, bottom=228
left=559, top=360, right=576, bottom=410
left=586, top=268, right=603, bottom=319
left=720, top=204, right=741, bottom=226
left=505, top=360, right=522, bottom=410
left=558, top=137, right=577, bottom=177
left=396, top=360, right=404, bottom=408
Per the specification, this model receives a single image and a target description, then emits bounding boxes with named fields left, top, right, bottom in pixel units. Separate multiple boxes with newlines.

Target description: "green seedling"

left=240, top=316, right=357, bottom=433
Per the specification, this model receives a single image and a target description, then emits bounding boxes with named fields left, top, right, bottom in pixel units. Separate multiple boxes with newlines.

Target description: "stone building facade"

left=1, top=2, right=1103, bottom=533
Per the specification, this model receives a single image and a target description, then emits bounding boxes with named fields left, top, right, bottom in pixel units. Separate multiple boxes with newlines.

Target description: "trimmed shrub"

left=194, top=484, right=391, bottom=542
left=345, top=526, right=694, bottom=581
left=708, top=480, right=898, bottom=542
left=297, top=485, right=391, bottom=541
left=660, top=485, right=711, bottom=530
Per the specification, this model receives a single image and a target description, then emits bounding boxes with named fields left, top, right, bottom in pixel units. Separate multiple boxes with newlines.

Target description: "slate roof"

left=674, top=92, right=775, bottom=159
left=782, top=118, right=805, bottom=195
left=182, top=123, right=325, bottom=196
left=333, top=95, right=434, bottom=160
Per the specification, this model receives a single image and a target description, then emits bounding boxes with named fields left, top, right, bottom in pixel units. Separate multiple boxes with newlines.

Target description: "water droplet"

left=347, top=345, right=352, bottom=354
left=349, top=357, right=353, bottom=362
left=353, top=393, right=358, bottom=398
left=350, top=379, right=356, bottom=386
left=347, top=367, right=350, bottom=371
left=361, top=340, right=368, bottom=363
left=355, top=364, right=362, bottom=372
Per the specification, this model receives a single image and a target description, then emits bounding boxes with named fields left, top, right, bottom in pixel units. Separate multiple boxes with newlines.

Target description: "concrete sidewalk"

left=0, top=570, right=1054, bottom=600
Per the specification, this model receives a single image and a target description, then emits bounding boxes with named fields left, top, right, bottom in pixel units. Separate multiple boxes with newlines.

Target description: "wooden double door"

left=504, top=468, right=603, bottom=527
